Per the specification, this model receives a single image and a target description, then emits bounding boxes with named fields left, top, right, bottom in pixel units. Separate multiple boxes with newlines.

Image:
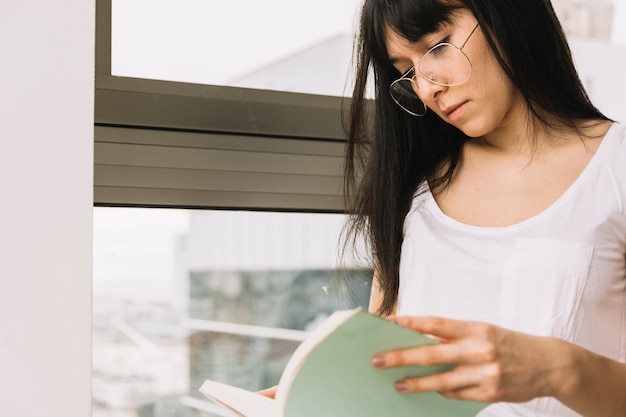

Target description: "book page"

left=199, top=380, right=277, bottom=417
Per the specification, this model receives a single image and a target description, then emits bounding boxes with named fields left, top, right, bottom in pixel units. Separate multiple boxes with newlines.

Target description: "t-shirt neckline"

left=424, top=122, right=620, bottom=233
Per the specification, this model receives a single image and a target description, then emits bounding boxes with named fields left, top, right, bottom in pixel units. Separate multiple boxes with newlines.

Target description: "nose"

left=414, top=76, right=446, bottom=102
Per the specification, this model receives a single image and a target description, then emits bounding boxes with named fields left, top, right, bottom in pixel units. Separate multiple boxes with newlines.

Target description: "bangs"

left=385, top=0, right=463, bottom=41
left=360, top=0, right=464, bottom=70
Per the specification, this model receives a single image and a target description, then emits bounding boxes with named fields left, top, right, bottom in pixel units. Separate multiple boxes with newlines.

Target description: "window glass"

left=552, top=0, right=626, bottom=122
left=111, top=0, right=363, bottom=96
left=93, top=207, right=372, bottom=417
left=110, top=1, right=626, bottom=120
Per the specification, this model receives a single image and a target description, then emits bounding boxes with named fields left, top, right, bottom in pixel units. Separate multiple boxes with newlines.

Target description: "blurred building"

left=553, top=0, right=614, bottom=39
left=551, top=0, right=625, bottom=123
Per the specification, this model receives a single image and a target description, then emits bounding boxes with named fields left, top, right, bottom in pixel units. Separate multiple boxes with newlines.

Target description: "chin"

left=451, top=120, right=489, bottom=138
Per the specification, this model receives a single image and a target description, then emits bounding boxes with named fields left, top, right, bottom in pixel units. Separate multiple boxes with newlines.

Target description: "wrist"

left=544, top=337, right=584, bottom=402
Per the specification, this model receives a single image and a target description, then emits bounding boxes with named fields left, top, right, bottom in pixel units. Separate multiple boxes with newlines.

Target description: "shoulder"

left=598, top=123, right=626, bottom=211
left=403, top=181, right=431, bottom=224
left=603, top=123, right=626, bottom=166
left=606, top=122, right=626, bottom=143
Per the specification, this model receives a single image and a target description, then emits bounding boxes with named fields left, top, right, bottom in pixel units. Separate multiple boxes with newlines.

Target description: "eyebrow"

left=389, top=16, right=471, bottom=66
left=388, top=52, right=413, bottom=68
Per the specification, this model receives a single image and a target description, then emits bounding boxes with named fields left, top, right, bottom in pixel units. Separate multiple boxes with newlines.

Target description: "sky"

left=112, top=0, right=363, bottom=89
left=93, top=207, right=188, bottom=299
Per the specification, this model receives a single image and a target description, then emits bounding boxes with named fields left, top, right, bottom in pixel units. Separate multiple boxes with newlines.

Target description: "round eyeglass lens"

left=390, top=76, right=426, bottom=116
left=418, top=43, right=472, bottom=86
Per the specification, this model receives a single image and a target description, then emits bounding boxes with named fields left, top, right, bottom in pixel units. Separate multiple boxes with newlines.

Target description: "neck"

left=478, top=119, right=541, bottom=156
left=476, top=118, right=612, bottom=157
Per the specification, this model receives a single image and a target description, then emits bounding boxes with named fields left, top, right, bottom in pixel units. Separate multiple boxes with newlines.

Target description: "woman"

left=343, top=0, right=626, bottom=416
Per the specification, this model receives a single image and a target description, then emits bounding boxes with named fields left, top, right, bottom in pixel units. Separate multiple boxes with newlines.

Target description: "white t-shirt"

left=397, top=123, right=626, bottom=417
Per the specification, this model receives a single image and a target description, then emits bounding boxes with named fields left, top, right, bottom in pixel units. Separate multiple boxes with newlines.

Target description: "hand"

left=257, top=386, right=278, bottom=399
left=371, top=316, right=576, bottom=404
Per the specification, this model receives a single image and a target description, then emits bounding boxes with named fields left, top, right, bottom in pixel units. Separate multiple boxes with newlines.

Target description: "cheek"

left=469, top=51, right=518, bottom=114
left=464, top=87, right=521, bottom=137
left=468, top=40, right=508, bottom=90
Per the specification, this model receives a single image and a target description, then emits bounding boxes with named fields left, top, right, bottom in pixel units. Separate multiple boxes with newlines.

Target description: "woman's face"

left=384, top=9, right=525, bottom=139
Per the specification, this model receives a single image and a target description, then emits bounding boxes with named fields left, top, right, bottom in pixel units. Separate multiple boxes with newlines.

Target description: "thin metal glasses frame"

left=389, top=23, right=480, bottom=116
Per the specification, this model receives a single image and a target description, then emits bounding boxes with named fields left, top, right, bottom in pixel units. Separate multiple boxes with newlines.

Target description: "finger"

left=394, top=316, right=497, bottom=342
left=394, top=316, right=471, bottom=338
left=373, top=342, right=462, bottom=368
left=439, top=385, right=501, bottom=404
left=373, top=336, right=497, bottom=368
left=256, top=386, right=278, bottom=399
left=384, top=316, right=452, bottom=343
left=395, top=364, right=486, bottom=395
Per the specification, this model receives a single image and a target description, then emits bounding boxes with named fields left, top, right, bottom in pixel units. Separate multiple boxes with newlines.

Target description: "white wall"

left=0, top=0, right=94, bottom=416
left=570, top=38, right=626, bottom=123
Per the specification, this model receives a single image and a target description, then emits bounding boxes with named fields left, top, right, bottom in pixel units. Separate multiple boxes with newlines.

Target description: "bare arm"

left=368, top=268, right=396, bottom=317
left=555, top=340, right=626, bottom=417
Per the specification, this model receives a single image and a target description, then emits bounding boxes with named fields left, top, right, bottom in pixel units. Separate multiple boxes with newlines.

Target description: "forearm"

left=551, top=338, right=626, bottom=417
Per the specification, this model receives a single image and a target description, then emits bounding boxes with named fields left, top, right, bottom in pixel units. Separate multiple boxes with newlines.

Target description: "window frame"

left=94, top=0, right=349, bottom=212
left=93, top=3, right=365, bottom=413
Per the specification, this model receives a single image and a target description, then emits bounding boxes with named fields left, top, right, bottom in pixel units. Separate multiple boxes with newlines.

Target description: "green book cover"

left=200, top=308, right=488, bottom=417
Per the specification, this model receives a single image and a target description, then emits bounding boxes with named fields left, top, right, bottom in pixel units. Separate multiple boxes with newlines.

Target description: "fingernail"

left=372, top=355, right=386, bottom=368
left=394, top=380, right=408, bottom=392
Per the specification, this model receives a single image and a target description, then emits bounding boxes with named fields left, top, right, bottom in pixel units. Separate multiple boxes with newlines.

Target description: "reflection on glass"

left=111, top=0, right=363, bottom=96
left=93, top=208, right=372, bottom=417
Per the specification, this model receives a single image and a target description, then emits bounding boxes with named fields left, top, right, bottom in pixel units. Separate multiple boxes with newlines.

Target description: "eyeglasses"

left=389, top=23, right=480, bottom=116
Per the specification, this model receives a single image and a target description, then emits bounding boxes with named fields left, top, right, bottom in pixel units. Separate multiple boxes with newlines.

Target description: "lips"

left=442, top=101, right=468, bottom=122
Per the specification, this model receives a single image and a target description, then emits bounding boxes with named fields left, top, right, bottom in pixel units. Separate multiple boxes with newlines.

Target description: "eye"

left=428, top=43, right=449, bottom=57
left=423, top=34, right=454, bottom=58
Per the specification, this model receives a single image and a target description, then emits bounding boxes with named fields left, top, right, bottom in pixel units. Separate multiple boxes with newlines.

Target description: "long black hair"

left=343, top=0, right=610, bottom=315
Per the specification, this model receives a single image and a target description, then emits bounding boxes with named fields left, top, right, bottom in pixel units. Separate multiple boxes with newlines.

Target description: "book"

left=199, top=307, right=488, bottom=417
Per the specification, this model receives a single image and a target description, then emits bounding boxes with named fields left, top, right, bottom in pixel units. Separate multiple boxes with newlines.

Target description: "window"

left=95, top=0, right=353, bottom=211
left=94, top=2, right=368, bottom=414
left=93, top=1, right=626, bottom=416
left=111, top=0, right=362, bottom=96
left=93, top=208, right=371, bottom=416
